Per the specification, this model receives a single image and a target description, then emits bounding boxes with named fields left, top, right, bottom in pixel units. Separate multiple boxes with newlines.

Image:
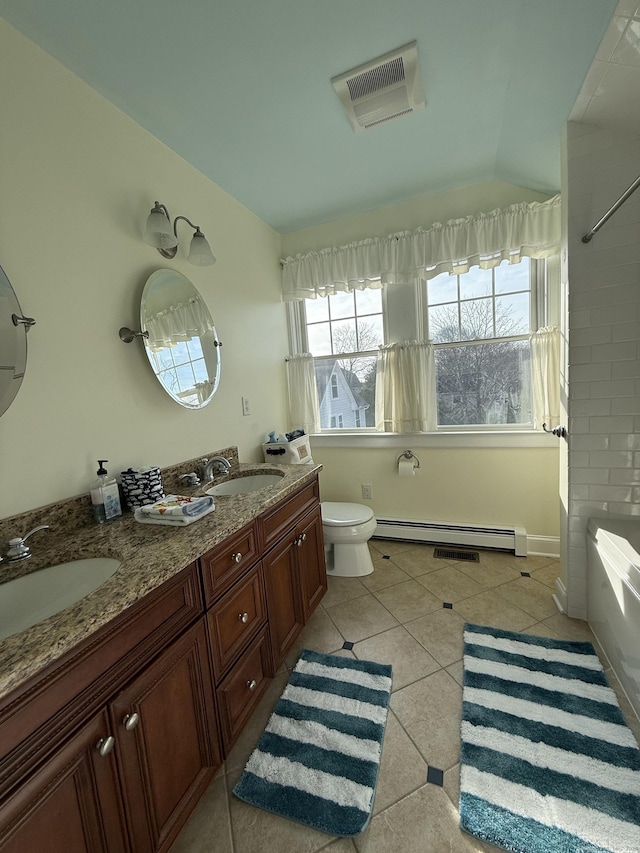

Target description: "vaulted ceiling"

left=0, top=1, right=620, bottom=232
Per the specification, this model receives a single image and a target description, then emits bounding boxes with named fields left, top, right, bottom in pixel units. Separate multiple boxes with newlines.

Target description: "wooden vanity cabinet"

left=259, top=481, right=327, bottom=669
left=0, top=710, right=128, bottom=853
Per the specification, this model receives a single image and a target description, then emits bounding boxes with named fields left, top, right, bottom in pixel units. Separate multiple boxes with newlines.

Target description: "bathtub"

left=587, top=517, right=640, bottom=718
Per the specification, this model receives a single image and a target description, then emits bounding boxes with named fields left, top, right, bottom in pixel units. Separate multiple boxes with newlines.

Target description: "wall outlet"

left=242, top=396, right=250, bottom=416
left=361, top=483, right=373, bottom=500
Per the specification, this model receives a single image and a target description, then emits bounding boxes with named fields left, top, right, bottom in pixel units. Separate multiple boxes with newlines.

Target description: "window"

left=303, top=289, right=383, bottom=429
left=294, top=258, right=546, bottom=432
left=427, top=259, right=534, bottom=426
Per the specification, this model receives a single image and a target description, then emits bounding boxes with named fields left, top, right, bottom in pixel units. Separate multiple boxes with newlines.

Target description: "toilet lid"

left=321, top=502, right=374, bottom=526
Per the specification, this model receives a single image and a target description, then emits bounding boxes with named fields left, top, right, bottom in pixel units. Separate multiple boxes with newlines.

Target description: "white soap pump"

left=90, top=460, right=122, bottom=524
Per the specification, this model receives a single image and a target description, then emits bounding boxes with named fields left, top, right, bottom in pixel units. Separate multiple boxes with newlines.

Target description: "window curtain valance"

left=281, top=194, right=561, bottom=301
left=145, top=297, right=213, bottom=352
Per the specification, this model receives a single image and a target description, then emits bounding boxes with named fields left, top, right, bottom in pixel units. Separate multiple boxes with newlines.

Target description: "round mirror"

left=0, top=265, right=29, bottom=418
left=141, top=268, right=221, bottom=409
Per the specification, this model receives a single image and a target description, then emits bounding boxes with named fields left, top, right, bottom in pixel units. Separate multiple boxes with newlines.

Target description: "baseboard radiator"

left=373, top=518, right=528, bottom=556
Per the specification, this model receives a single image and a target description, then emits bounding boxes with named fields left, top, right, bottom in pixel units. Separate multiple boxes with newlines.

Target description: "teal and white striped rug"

left=233, top=648, right=392, bottom=836
left=460, top=623, right=640, bottom=853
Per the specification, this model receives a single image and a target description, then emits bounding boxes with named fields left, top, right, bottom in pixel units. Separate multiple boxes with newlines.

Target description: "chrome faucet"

left=5, top=524, right=50, bottom=562
left=201, top=456, right=231, bottom=483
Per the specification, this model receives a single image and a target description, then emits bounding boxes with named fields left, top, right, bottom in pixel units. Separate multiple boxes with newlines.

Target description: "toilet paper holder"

left=397, top=450, right=421, bottom=470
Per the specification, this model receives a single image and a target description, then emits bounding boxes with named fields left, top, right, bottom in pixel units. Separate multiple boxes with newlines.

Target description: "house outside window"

left=295, top=257, right=546, bottom=432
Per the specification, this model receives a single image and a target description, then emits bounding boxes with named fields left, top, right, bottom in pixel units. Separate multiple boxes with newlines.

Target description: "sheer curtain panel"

left=285, top=354, right=321, bottom=434
left=375, top=341, right=435, bottom=433
left=530, top=326, right=560, bottom=429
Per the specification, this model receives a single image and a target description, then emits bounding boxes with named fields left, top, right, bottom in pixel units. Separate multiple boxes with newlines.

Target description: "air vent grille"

left=434, top=548, right=480, bottom=562
left=331, top=41, right=425, bottom=133
left=346, top=57, right=405, bottom=101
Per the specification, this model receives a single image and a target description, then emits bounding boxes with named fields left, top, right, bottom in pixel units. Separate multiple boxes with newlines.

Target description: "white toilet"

left=321, top=502, right=377, bottom=577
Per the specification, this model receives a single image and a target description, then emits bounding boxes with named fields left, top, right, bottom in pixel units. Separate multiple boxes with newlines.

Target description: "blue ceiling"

left=0, top=0, right=617, bottom=232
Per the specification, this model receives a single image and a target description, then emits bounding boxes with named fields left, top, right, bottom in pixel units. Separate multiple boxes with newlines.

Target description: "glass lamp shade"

left=187, top=232, right=216, bottom=266
left=144, top=209, right=178, bottom=250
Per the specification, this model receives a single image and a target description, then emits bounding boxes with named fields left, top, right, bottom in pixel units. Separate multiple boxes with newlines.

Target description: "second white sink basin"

left=205, top=473, right=283, bottom=497
left=0, top=557, right=121, bottom=642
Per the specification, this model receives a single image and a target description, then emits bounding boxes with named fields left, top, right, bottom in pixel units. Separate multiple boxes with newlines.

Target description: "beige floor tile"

left=443, top=763, right=461, bottom=808
left=530, top=561, right=560, bottom=589
left=353, top=626, right=440, bottom=691
left=386, top=546, right=454, bottom=578
left=372, top=710, right=428, bottom=814
left=405, top=608, right=466, bottom=666
left=322, top=839, right=358, bottom=852
left=455, top=559, right=522, bottom=589
left=370, top=538, right=414, bottom=557
left=495, top=576, right=558, bottom=621
left=541, top=613, right=596, bottom=643
left=372, top=580, right=441, bottom=623
left=415, top=566, right=485, bottom=603
left=285, top=609, right=345, bottom=668
left=321, top=575, right=369, bottom=609
left=519, top=621, right=563, bottom=640
left=520, top=555, right=560, bottom=572
left=446, top=660, right=464, bottom=686
left=390, top=670, right=462, bottom=770
left=169, top=776, right=232, bottom=853
left=453, top=590, right=536, bottom=632
left=226, top=766, right=333, bottom=853
left=360, top=559, right=411, bottom=592
left=325, top=594, right=399, bottom=642
left=354, top=783, right=489, bottom=853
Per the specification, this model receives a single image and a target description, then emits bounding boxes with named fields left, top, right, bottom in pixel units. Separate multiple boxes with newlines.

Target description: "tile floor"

left=170, top=539, right=640, bottom=853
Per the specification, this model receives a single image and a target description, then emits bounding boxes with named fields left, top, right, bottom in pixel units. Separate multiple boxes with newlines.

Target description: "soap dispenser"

left=90, top=460, right=122, bottom=523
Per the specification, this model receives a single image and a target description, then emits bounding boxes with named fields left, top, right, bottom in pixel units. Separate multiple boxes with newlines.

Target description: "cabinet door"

left=0, top=711, right=128, bottom=853
left=110, top=619, right=221, bottom=853
left=297, top=506, right=327, bottom=619
left=263, top=533, right=305, bottom=668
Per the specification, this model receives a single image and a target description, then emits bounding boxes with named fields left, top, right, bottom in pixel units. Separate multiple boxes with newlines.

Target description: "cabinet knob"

left=295, top=536, right=303, bottom=547
left=96, top=736, right=115, bottom=757
left=238, top=612, right=249, bottom=623
left=232, top=552, right=242, bottom=563
left=247, top=679, right=257, bottom=691
left=301, top=532, right=307, bottom=542
left=123, top=712, right=140, bottom=731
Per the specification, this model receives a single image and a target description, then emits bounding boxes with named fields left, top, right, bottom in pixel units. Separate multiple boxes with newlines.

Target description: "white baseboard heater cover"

left=374, top=518, right=527, bottom=556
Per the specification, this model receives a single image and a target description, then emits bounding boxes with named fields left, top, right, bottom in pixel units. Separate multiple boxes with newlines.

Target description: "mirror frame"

left=140, top=268, right=221, bottom=409
left=0, top=265, right=28, bottom=419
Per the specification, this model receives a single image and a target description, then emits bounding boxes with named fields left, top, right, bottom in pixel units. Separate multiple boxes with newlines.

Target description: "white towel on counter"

left=134, top=494, right=215, bottom=526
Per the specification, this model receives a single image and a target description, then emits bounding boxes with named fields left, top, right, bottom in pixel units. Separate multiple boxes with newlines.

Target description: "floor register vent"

left=434, top=548, right=479, bottom=562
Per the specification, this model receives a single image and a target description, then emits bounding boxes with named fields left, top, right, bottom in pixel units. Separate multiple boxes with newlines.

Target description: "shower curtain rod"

left=582, top=174, right=640, bottom=243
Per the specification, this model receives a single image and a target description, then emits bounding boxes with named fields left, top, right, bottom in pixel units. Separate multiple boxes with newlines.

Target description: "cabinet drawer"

left=257, top=478, right=319, bottom=552
left=216, top=629, right=271, bottom=753
left=200, top=522, right=259, bottom=604
left=207, top=565, right=266, bottom=681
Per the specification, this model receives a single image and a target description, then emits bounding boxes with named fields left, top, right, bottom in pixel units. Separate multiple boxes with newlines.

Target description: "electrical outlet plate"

left=362, top=483, right=373, bottom=500
left=242, top=396, right=250, bottom=416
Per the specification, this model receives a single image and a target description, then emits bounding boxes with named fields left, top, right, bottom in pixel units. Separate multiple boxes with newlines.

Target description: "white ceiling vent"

left=331, top=41, right=425, bottom=133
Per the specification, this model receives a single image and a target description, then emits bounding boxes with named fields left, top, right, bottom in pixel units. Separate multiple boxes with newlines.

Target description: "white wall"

left=0, top=21, right=288, bottom=519
left=565, top=120, right=640, bottom=618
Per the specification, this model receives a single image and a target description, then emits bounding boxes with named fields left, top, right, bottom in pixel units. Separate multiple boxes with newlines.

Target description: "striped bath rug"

left=460, top=622, right=640, bottom=853
left=232, top=648, right=392, bottom=836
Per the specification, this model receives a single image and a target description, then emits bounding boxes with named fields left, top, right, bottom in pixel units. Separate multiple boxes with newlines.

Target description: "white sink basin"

left=205, top=472, right=283, bottom=497
left=0, top=557, right=121, bottom=641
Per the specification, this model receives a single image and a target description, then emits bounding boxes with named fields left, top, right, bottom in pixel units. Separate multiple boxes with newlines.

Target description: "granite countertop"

left=0, top=461, right=322, bottom=700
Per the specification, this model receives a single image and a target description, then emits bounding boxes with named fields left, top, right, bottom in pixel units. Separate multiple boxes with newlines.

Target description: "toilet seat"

left=321, top=501, right=374, bottom=527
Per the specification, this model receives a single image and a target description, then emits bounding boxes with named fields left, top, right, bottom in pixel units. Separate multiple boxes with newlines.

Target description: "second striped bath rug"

left=232, top=648, right=393, bottom=836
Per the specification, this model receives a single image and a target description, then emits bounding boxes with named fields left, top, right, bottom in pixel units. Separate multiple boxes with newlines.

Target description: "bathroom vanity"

left=0, top=461, right=326, bottom=852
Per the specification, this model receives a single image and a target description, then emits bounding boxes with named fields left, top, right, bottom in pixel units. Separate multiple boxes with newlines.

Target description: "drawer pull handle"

left=232, top=552, right=243, bottom=563
left=301, top=533, right=307, bottom=542
left=295, top=536, right=302, bottom=547
left=247, top=679, right=257, bottom=691
left=239, top=612, right=249, bottom=623
left=123, top=712, right=140, bottom=731
left=96, top=736, right=115, bottom=757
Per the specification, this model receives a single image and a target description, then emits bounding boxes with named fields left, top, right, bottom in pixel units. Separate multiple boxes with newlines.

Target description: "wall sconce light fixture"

left=143, top=201, right=216, bottom=266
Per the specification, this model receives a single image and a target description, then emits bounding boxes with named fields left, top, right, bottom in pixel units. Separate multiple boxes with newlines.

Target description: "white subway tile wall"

left=566, top=119, right=640, bottom=618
